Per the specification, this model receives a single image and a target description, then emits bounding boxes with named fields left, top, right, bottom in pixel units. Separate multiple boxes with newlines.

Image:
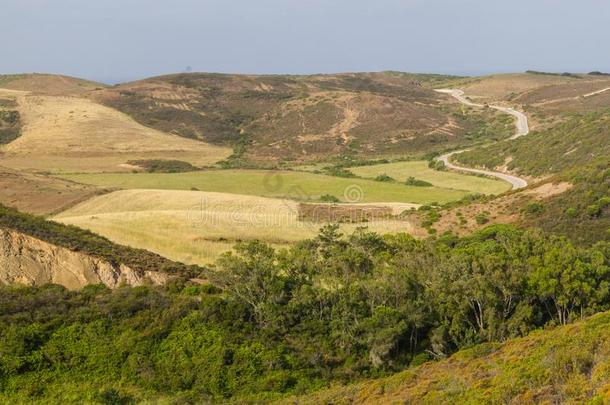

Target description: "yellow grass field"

left=349, top=161, right=511, bottom=194
left=0, top=92, right=231, bottom=172
left=54, top=189, right=417, bottom=265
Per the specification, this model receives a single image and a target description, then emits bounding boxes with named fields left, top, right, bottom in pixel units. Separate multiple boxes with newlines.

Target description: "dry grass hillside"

left=0, top=90, right=231, bottom=172
left=0, top=73, right=105, bottom=96
left=0, top=166, right=102, bottom=215
left=90, top=72, right=502, bottom=163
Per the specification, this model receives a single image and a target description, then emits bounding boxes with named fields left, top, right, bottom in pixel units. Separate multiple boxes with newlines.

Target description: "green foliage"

left=320, top=194, right=340, bottom=203
left=321, top=166, right=356, bottom=178
left=526, top=70, right=582, bottom=79
left=126, top=159, right=199, bottom=173
left=456, top=111, right=610, bottom=176
left=0, top=110, right=21, bottom=144
left=374, top=174, right=395, bottom=182
left=524, top=202, right=545, bottom=215
left=475, top=213, right=489, bottom=224
left=405, top=177, right=433, bottom=187
left=428, top=159, right=446, bottom=171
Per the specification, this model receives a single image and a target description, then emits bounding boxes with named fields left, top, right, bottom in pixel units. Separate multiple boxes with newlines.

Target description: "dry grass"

left=0, top=93, right=231, bottom=172
left=460, top=73, right=577, bottom=101
left=0, top=166, right=102, bottom=215
left=0, top=73, right=105, bottom=96
left=54, top=189, right=416, bottom=265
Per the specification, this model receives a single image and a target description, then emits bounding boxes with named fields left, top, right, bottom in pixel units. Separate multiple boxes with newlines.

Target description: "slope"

left=91, top=72, right=511, bottom=164
left=0, top=89, right=232, bottom=173
left=289, top=311, right=610, bottom=404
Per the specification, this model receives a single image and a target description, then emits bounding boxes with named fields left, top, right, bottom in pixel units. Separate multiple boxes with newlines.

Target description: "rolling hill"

left=90, top=72, right=512, bottom=164
left=0, top=78, right=232, bottom=173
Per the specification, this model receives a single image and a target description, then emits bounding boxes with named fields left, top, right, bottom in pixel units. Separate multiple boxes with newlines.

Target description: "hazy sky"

left=3, top=0, right=610, bottom=83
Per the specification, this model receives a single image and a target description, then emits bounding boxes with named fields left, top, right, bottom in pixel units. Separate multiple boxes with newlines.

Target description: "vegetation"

left=293, top=311, right=610, bottom=403
left=0, top=110, right=20, bottom=144
left=405, top=177, right=432, bottom=187
left=0, top=204, right=202, bottom=278
left=455, top=111, right=610, bottom=176
left=1, top=224, right=610, bottom=403
left=520, top=159, right=610, bottom=245
left=348, top=160, right=509, bottom=195
left=526, top=70, right=582, bottom=79
left=60, top=170, right=472, bottom=204
left=374, top=173, right=394, bottom=182
left=127, top=159, right=200, bottom=173
left=54, top=189, right=413, bottom=265
left=320, top=194, right=340, bottom=203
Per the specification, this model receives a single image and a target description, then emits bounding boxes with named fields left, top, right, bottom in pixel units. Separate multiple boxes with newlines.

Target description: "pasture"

left=60, top=169, right=473, bottom=204
left=54, top=190, right=417, bottom=265
left=349, top=161, right=511, bottom=194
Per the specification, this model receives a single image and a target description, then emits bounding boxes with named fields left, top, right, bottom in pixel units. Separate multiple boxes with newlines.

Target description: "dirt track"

left=434, top=89, right=529, bottom=190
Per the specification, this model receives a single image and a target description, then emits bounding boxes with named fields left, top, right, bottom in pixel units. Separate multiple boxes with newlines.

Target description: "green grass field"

left=349, top=160, right=511, bottom=194
left=60, top=169, right=473, bottom=204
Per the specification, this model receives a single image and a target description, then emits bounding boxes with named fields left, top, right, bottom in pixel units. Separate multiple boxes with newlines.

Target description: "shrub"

left=374, top=174, right=395, bottom=182
left=525, top=202, right=545, bottom=215
left=127, top=159, right=199, bottom=173
left=405, top=177, right=433, bottom=187
left=320, top=194, right=340, bottom=203
left=587, top=204, right=602, bottom=218
left=475, top=213, right=489, bottom=224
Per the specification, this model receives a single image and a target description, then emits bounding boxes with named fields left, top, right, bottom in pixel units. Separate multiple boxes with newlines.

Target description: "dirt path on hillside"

left=433, top=89, right=530, bottom=190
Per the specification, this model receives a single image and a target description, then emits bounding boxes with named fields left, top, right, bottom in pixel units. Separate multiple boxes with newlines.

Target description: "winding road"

left=434, top=89, right=529, bottom=190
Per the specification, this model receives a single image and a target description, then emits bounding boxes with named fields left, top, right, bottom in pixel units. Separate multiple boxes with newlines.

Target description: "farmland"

left=349, top=160, right=510, bottom=194
left=59, top=169, right=477, bottom=204
left=54, top=189, right=417, bottom=264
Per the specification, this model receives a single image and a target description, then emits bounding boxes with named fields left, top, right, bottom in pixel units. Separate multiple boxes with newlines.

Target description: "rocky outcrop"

left=0, top=228, right=169, bottom=290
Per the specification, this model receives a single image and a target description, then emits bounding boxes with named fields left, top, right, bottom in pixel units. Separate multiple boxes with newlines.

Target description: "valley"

left=0, top=70, right=608, bottom=403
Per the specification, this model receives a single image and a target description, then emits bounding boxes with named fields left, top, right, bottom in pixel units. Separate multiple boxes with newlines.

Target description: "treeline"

left=3, top=224, right=609, bottom=402
left=0, top=204, right=203, bottom=278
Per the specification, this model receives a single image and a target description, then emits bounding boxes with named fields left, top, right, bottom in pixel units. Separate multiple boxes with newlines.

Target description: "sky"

left=2, top=0, right=610, bottom=84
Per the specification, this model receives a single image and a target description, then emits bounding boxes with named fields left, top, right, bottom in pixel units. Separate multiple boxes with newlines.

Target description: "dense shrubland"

left=1, top=224, right=609, bottom=402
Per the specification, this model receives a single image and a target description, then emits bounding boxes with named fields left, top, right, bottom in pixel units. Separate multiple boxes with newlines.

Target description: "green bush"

left=374, top=174, right=395, bottom=182
left=127, top=159, right=199, bottom=173
left=320, top=194, right=340, bottom=203
left=405, top=177, right=433, bottom=187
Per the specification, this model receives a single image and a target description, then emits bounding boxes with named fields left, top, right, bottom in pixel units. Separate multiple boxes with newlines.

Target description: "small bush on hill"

left=405, top=177, right=433, bottom=187
left=127, top=159, right=199, bottom=173
left=374, top=174, right=395, bottom=182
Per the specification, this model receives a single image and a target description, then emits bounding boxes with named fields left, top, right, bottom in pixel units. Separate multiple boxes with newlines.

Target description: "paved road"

left=434, top=89, right=529, bottom=190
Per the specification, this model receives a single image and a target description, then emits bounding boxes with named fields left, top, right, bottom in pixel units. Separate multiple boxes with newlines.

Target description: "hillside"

left=91, top=72, right=512, bottom=164
left=289, top=311, right=610, bottom=404
left=0, top=166, right=101, bottom=215
left=1, top=224, right=609, bottom=403
left=430, top=75, right=610, bottom=245
left=0, top=84, right=231, bottom=173
left=0, top=204, right=203, bottom=288
left=0, top=73, right=105, bottom=96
